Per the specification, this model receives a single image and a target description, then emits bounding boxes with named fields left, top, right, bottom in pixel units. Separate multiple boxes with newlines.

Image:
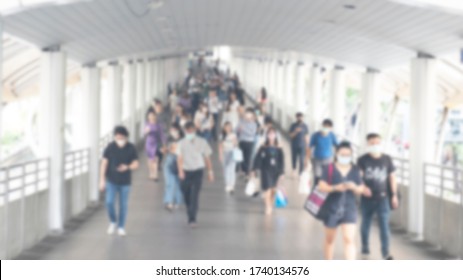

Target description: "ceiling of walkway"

left=2, top=0, right=463, bottom=68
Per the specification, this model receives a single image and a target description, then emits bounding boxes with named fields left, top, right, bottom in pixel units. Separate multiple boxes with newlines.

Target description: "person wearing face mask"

left=176, top=122, right=214, bottom=227
left=251, top=128, right=285, bottom=215
left=99, top=126, right=139, bottom=236
left=289, top=112, right=310, bottom=175
left=357, top=133, right=398, bottom=260
left=307, top=119, right=338, bottom=184
left=318, top=141, right=364, bottom=260
left=219, top=122, right=238, bottom=194
left=237, top=108, right=258, bottom=178
left=206, top=90, right=222, bottom=141
left=194, top=102, right=214, bottom=142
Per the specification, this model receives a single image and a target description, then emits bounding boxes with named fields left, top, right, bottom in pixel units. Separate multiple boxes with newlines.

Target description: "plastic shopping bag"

left=245, top=178, right=257, bottom=196
left=298, top=170, right=311, bottom=194
left=275, top=188, right=288, bottom=208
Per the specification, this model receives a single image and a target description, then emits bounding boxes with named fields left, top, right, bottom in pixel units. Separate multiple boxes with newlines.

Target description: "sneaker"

left=361, top=253, right=370, bottom=260
left=165, top=204, right=174, bottom=212
left=189, top=221, right=197, bottom=228
left=117, top=228, right=126, bottom=236
left=107, top=223, right=116, bottom=235
left=384, top=255, right=394, bottom=260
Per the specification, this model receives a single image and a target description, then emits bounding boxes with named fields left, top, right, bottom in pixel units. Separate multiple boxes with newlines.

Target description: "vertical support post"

left=145, top=61, right=152, bottom=105
left=126, top=61, right=137, bottom=144
left=108, top=62, right=122, bottom=128
left=136, top=61, right=146, bottom=123
left=295, top=62, right=307, bottom=114
left=38, top=46, right=66, bottom=232
left=308, top=64, right=323, bottom=132
left=330, top=65, right=346, bottom=136
left=0, top=21, right=3, bottom=162
left=82, top=64, right=101, bottom=203
left=409, top=54, right=437, bottom=240
left=360, top=68, right=381, bottom=146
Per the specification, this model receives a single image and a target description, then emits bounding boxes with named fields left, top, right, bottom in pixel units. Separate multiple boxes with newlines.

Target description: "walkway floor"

left=16, top=136, right=449, bottom=260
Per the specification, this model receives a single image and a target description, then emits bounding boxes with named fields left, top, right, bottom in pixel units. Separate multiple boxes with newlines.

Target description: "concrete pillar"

left=145, top=61, right=152, bottom=104
left=409, top=54, right=438, bottom=239
left=276, top=61, right=285, bottom=123
left=295, top=62, right=307, bottom=113
left=38, top=47, right=66, bottom=232
left=360, top=68, right=381, bottom=145
left=330, top=66, right=347, bottom=136
left=0, top=22, right=3, bottom=162
left=82, top=64, right=101, bottom=203
left=308, top=64, right=323, bottom=132
left=136, top=61, right=145, bottom=122
left=126, top=62, right=137, bottom=144
left=150, top=60, right=156, bottom=100
left=107, top=62, right=123, bottom=128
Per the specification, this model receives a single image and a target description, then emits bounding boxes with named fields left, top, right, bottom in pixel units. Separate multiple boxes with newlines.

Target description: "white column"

left=270, top=60, right=278, bottom=119
left=0, top=22, right=3, bottom=161
left=82, top=64, right=101, bottom=203
left=308, top=64, right=323, bottom=132
left=295, top=62, right=307, bottom=113
left=409, top=54, right=438, bottom=239
left=126, top=62, right=137, bottom=144
left=38, top=47, right=66, bottom=232
left=107, top=62, right=122, bottom=128
left=145, top=61, right=152, bottom=104
left=150, top=60, right=156, bottom=100
left=360, top=68, right=381, bottom=144
left=276, top=61, right=285, bottom=123
left=285, top=61, right=296, bottom=128
left=330, top=66, right=346, bottom=136
left=136, top=61, right=145, bottom=122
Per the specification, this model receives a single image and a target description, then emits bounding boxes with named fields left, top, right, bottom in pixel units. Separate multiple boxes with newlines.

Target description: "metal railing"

left=393, top=157, right=410, bottom=187
left=0, top=158, right=50, bottom=259
left=423, top=163, right=463, bottom=258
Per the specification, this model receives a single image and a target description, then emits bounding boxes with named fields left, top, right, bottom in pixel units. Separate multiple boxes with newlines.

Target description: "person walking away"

left=144, top=112, right=165, bottom=181
left=169, top=89, right=179, bottom=112
left=317, top=141, right=364, bottom=259
left=219, top=122, right=238, bottom=194
left=307, top=119, right=338, bottom=184
left=251, top=128, right=285, bottom=215
left=194, top=103, right=214, bottom=142
left=237, top=108, right=258, bottom=178
left=289, top=112, right=309, bottom=175
left=177, top=122, right=214, bottom=227
left=99, top=126, right=139, bottom=236
left=358, top=133, right=398, bottom=260
left=207, top=89, right=222, bottom=141
left=163, top=139, right=183, bottom=211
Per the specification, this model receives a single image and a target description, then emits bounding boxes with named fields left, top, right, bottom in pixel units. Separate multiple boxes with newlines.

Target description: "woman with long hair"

left=218, top=122, right=238, bottom=194
left=251, top=127, right=285, bottom=215
left=144, top=111, right=165, bottom=180
left=317, top=141, right=364, bottom=260
left=162, top=125, right=184, bottom=211
left=194, top=102, right=214, bottom=141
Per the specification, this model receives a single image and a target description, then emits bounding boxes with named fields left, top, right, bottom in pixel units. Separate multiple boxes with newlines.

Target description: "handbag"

left=233, top=148, right=244, bottom=162
left=298, top=170, right=311, bottom=194
left=304, top=163, right=334, bottom=220
left=245, top=178, right=257, bottom=196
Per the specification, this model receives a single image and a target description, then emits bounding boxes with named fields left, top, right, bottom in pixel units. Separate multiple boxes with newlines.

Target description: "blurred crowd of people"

left=99, top=57, right=400, bottom=260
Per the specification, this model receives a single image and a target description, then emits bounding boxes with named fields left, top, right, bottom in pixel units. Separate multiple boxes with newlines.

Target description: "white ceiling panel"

left=2, top=0, right=463, bottom=68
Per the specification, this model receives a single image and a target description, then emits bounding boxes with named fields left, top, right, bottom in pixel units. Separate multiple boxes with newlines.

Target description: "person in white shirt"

left=207, top=90, right=222, bottom=141
left=194, top=102, right=214, bottom=142
left=169, top=89, right=179, bottom=112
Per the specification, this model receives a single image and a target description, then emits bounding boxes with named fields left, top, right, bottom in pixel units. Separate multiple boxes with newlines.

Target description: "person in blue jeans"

left=357, top=133, right=399, bottom=260
left=163, top=138, right=184, bottom=211
left=100, top=126, right=139, bottom=236
left=289, top=112, right=309, bottom=175
left=306, top=119, right=338, bottom=184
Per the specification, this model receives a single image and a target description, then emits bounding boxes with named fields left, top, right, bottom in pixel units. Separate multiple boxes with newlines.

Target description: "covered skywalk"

left=1, top=0, right=463, bottom=260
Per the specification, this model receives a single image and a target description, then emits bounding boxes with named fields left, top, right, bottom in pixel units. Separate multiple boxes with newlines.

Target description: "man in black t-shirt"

left=357, top=133, right=398, bottom=260
left=100, top=126, right=139, bottom=236
left=289, top=112, right=309, bottom=175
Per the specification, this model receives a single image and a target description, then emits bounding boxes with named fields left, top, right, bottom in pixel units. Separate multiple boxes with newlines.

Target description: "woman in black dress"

left=252, top=127, right=285, bottom=215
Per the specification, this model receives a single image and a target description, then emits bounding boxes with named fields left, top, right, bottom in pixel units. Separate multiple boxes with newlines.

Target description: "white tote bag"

left=298, top=170, right=311, bottom=194
left=233, top=148, right=244, bottom=162
left=245, top=178, right=257, bottom=196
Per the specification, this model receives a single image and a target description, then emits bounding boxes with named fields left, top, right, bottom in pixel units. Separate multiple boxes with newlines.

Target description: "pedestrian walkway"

left=14, top=136, right=450, bottom=260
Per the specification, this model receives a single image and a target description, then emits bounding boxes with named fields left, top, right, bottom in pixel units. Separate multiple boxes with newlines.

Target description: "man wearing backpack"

left=306, top=119, right=338, bottom=184
left=357, top=133, right=399, bottom=260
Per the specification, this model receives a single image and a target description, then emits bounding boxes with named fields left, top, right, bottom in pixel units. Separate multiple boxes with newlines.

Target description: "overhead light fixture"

left=149, top=0, right=164, bottom=10
left=343, top=4, right=356, bottom=10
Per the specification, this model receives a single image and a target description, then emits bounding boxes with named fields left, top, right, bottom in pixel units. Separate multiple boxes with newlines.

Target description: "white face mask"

left=185, top=133, right=195, bottom=140
left=170, top=130, right=179, bottom=139
left=368, top=144, right=382, bottom=155
left=116, top=139, right=127, bottom=147
left=337, top=155, right=351, bottom=165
